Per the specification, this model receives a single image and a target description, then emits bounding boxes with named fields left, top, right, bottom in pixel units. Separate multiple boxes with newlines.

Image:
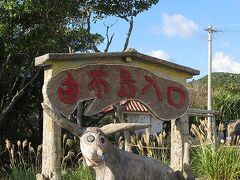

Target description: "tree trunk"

left=123, top=16, right=133, bottom=51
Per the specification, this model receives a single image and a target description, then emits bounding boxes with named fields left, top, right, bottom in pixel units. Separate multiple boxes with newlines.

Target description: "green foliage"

left=90, top=0, right=159, bottom=18
left=191, top=145, right=240, bottom=180
left=1, top=164, right=93, bottom=180
left=62, top=163, right=92, bottom=180
left=9, top=166, right=36, bottom=180
left=190, top=119, right=240, bottom=179
left=2, top=163, right=92, bottom=180
left=213, top=90, right=240, bottom=121
left=197, top=72, right=240, bottom=94
left=0, top=0, right=159, bottom=144
left=189, top=72, right=240, bottom=120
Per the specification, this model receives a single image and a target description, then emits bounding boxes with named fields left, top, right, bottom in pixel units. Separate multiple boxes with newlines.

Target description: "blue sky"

left=92, top=0, right=240, bottom=79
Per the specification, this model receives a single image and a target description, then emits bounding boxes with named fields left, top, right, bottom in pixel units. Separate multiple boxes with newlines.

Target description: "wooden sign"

left=46, top=64, right=189, bottom=120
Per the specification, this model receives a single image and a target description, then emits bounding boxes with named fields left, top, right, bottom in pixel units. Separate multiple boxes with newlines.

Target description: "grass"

left=9, top=166, right=36, bottom=180
left=1, top=163, right=92, bottom=180
left=190, top=119, right=240, bottom=180
left=129, top=129, right=170, bottom=164
left=191, top=145, right=240, bottom=180
left=1, top=120, right=239, bottom=180
left=62, top=163, right=92, bottom=180
left=0, top=137, right=92, bottom=180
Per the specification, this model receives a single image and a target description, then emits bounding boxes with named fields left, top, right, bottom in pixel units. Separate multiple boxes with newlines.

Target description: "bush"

left=191, top=145, right=240, bottom=180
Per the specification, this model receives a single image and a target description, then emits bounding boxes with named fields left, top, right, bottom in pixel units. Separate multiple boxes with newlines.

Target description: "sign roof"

left=35, top=51, right=199, bottom=76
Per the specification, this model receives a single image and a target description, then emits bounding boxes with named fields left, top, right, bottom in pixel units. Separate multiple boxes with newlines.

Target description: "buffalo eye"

left=100, top=136, right=105, bottom=144
left=86, top=135, right=95, bottom=143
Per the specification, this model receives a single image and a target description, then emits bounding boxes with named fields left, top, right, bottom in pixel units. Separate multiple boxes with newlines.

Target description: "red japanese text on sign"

left=57, top=72, right=80, bottom=104
left=167, top=86, right=186, bottom=108
left=117, top=67, right=137, bottom=98
left=142, top=75, right=163, bottom=101
left=89, top=68, right=110, bottom=98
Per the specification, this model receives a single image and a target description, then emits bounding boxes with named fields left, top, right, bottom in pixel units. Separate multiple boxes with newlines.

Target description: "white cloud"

left=213, top=52, right=240, bottom=73
left=162, top=13, right=198, bottom=38
left=148, top=50, right=171, bottom=61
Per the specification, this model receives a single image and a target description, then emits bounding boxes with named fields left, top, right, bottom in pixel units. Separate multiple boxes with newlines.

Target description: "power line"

left=210, top=25, right=240, bottom=33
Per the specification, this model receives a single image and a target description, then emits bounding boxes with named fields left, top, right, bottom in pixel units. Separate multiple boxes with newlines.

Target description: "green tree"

left=189, top=73, right=240, bottom=112
left=0, top=0, right=159, bottom=144
left=213, top=90, right=240, bottom=121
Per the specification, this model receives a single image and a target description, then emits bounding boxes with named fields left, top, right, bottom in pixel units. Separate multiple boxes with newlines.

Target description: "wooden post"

left=119, top=111, right=131, bottom=152
left=114, top=103, right=131, bottom=152
left=181, top=114, right=189, bottom=166
left=170, top=118, right=182, bottom=172
left=37, top=68, right=62, bottom=180
left=76, top=103, right=83, bottom=128
left=170, top=114, right=189, bottom=175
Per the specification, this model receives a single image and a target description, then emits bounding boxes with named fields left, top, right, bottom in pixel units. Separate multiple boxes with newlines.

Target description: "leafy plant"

left=213, top=90, right=240, bottom=121
left=190, top=119, right=240, bottom=179
left=191, top=145, right=240, bottom=180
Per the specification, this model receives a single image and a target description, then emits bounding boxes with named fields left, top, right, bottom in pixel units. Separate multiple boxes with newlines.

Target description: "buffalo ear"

left=100, top=123, right=150, bottom=135
left=42, top=103, right=85, bottom=136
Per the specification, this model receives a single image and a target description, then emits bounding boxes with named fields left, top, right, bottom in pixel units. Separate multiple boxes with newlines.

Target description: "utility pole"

left=205, top=25, right=217, bottom=142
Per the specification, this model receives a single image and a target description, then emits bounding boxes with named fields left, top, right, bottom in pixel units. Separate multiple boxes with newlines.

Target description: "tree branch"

left=0, top=53, right=12, bottom=79
left=0, top=67, right=42, bottom=124
left=6, top=77, right=20, bottom=105
left=42, top=5, right=71, bottom=52
left=123, top=16, right=134, bottom=51
left=85, top=11, right=101, bottom=53
left=19, top=63, right=34, bottom=89
left=103, top=21, right=117, bottom=52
